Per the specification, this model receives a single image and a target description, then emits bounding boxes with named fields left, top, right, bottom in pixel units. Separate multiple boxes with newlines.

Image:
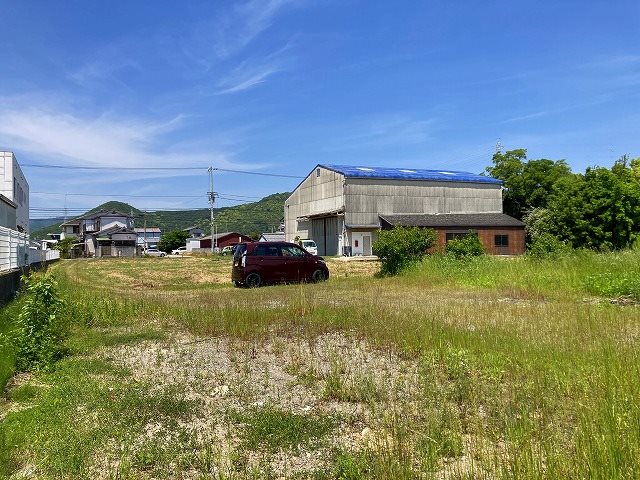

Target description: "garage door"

left=311, top=216, right=339, bottom=256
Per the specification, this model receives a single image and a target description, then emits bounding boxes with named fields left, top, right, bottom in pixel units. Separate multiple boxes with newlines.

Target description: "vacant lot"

left=2, top=252, right=640, bottom=479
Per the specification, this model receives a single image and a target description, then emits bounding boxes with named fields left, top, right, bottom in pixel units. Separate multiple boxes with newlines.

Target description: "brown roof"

left=379, top=213, right=524, bottom=228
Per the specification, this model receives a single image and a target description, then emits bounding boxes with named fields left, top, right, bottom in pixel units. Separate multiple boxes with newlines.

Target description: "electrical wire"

left=21, top=163, right=305, bottom=179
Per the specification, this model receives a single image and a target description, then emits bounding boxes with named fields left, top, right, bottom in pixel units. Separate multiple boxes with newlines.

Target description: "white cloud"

left=324, top=114, right=437, bottom=150
left=0, top=96, right=262, bottom=174
left=213, top=0, right=299, bottom=59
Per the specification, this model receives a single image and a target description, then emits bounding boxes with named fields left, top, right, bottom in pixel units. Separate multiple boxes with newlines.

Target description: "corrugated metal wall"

left=285, top=167, right=344, bottom=242
left=344, top=178, right=503, bottom=227
left=311, top=217, right=339, bottom=256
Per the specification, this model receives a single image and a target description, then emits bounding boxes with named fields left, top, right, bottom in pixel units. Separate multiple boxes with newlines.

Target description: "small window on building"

left=495, top=235, right=509, bottom=247
left=354, top=240, right=359, bottom=247
left=316, top=168, right=321, bottom=177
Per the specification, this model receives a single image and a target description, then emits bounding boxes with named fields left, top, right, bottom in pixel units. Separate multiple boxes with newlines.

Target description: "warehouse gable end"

left=285, top=164, right=524, bottom=256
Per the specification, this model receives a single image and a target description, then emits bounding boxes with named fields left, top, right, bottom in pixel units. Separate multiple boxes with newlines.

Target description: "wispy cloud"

left=0, top=95, right=262, bottom=175
left=324, top=114, right=437, bottom=150
left=68, top=57, right=140, bottom=87
left=216, top=44, right=291, bottom=94
left=498, top=94, right=615, bottom=124
left=212, top=0, right=300, bottom=59
left=216, top=63, right=282, bottom=94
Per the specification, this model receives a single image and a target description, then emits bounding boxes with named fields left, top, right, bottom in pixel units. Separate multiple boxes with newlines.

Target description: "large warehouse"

left=284, top=164, right=525, bottom=256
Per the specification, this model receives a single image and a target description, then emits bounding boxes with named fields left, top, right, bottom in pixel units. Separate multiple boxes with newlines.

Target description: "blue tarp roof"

left=319, top=164, right=502, bottom=185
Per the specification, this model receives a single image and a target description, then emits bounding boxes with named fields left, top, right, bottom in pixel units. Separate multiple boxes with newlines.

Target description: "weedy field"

left=1, top=251, right=640, bottom=479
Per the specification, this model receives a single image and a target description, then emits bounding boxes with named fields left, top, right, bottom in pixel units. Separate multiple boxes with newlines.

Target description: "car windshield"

left=282, top=245, right=307, bottom=257
left=302, top=241, right=315, bottom=247
left=233, top=244, right=247, bottom=260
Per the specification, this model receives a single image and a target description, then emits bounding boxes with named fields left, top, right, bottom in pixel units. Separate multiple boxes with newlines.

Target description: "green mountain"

left=30, top=193, right=290, bottom=240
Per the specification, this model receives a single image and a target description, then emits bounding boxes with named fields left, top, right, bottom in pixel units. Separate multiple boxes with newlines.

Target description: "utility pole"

left=208, top=167, right=218, bottom=254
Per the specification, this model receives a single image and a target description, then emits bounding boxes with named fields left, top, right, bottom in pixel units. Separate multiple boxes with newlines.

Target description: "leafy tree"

left=53, top=238, right=75, bottom=259
left=445, top=232, right=484, bottom=258
left=486, top=149, right=573, bottom=219
left=544, top=158, right=640, bottom=250
left=158, top=230, right=191, bottom=253
left=373, top=227, right=437, bottom=275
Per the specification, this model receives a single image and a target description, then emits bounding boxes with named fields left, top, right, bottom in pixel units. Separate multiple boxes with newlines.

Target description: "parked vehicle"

left=232, top=241, right=329, bottom=288
left=299, top=239, right=318, bottom=255
left=221, top=245, right=235, bottom=256
left=145, top=248, right=166, bottom=257
left=171, top=246, right=187, bottom=255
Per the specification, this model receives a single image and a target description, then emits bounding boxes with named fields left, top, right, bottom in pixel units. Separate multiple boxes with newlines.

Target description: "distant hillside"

left=30, top=193, right=290, bottom=240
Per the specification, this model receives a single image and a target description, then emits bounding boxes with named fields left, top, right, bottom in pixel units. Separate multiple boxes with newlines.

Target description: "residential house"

left=60, top=209, right=137, bottom=257
left=259, top=232, right=285, bottom=242
left=183, top=226, right=204, bottom=238
left=0, top=194, right=16, bottom=230
left=134, top=227, right=162, bottom=249
left=285, top=164, right=525, bottom=256
left=0, top=152, right=29, bottom=233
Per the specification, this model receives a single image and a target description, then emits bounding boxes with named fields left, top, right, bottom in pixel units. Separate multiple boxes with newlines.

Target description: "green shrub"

left=373, top=227, right=437, bottom=275
left=53, top=238, right=75, bottom=259
left=445, top=232, right=484, bottom=259
left=528, top=232, right=572, bottom=258
left=11, top=273, right=67, bottom=372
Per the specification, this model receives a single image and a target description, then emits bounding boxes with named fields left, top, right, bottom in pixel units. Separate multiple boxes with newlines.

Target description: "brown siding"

left=431, top=226, right=525, bottom=255
left=200, top=234, right=253, bottom=249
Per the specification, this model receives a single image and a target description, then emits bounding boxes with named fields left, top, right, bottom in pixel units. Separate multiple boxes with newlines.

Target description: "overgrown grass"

left=0, top=299, right=19, bottom=390
left=1, top=251, right=640, bottom=477
left=1, top=356, right=200, bottom=477
left=406, top=249, right=640, bottom=300
left=232, top=406, right=337, bottom=453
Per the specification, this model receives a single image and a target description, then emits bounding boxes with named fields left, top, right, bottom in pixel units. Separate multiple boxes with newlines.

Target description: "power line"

left=21, top=163, right=305, bottom=179
left=22, top=164, right=206, bottom=171
left=32, top=191, right=205, bottom=198
left=31, top=191, right=264, bottom=200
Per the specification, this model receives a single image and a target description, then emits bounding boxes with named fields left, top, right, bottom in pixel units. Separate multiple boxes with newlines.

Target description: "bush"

left=11, top=273, right=67, bottom=372
left=53, top=238, right=75, bottom=259
left=445, top=232, right=484, bottom=259
left=528, top=233, right=572, bottom=258
left=373, top=227, right=437, bottom=275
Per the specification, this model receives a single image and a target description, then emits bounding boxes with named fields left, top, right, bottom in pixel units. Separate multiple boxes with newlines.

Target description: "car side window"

left=254, top=245, right=280, bottom=256
left=281, top=245, right=306, bottom=257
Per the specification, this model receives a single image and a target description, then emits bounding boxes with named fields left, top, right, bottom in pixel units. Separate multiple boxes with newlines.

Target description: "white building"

left=134, top=227, right=162, bottom=249
left=0, top=152, right=29, bottom=233
left=285, top=164, right=505, bottom=256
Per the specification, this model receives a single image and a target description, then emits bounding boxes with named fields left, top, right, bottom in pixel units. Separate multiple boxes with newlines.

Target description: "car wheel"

left=245, top=272, right=262, bottom=288
left=233, top=281, right=242, bottom=288
left=311, top=269, right=327, bottom=283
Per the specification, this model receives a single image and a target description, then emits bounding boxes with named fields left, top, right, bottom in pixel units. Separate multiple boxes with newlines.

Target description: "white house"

left=60, top=209, right=137, bottom=257
left=0, top=152, right=29, bottom=233
left=134, top=227, right=162, bottom=249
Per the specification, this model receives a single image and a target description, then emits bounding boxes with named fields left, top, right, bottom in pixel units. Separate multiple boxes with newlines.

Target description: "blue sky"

left=1, top=0, right=639, bottom=216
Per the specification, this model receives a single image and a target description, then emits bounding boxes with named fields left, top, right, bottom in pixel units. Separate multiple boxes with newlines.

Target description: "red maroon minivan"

left=232, top=242, right=329, bottom=288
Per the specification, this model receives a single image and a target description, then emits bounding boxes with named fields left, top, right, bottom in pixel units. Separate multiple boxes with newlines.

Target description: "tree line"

left=486, top=149, right=640, bottom=251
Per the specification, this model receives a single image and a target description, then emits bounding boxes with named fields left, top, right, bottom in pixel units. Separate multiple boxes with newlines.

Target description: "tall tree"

left=486, top=149, right=572, bottom=219
left=158, top=230, right=191, bottom=253
left=546, top=158, right=640, bottom=250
